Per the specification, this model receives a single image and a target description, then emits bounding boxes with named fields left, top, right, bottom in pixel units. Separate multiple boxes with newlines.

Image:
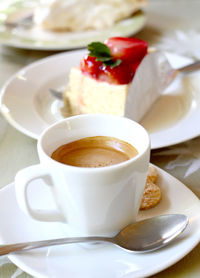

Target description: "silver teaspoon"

left=0, top=214, right=188, bottom=255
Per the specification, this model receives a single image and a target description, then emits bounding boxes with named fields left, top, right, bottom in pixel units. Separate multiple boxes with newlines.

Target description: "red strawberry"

left=80, top=55, right=140, bottom=85
left=105, top=37, right=148, bottom=63
left=80, top=37, right=148, bottom=85
left=80, top=55, right=103, bottom=78
left=98, top=61, right=134, bottom=85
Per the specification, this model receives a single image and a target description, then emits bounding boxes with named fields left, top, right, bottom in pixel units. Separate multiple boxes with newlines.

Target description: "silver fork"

left=49, top=88, right=63, bottom=100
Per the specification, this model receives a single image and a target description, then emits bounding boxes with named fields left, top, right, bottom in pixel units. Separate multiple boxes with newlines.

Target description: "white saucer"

left=0, top=1, right=146, bottom=51
left=0, top=50, right=200, bottom=149
left=0, top=166, right=199, bottom=278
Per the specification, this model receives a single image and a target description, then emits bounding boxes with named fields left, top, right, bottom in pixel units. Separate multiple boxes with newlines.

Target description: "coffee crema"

left=51, top=136, right=138, bottom=168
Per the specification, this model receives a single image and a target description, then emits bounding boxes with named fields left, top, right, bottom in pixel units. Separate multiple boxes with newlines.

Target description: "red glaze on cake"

left=80, top=37, right=148, bottom=85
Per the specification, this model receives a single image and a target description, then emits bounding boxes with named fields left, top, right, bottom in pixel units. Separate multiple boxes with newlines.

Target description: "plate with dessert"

left=0, top=165, right=199, bottom=278
left=0, top=0, right=147, bottom=50
left=1, top=36, right=200, bottom=149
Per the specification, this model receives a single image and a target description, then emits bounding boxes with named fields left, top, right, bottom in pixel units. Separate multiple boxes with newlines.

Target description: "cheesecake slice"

left=63, top=37, right=148, bottom=116
left=64, top=67, right=128, bottom=116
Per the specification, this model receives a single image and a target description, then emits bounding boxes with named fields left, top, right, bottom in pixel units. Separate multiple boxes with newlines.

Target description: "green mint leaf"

left=88, top=42, right=111, bottom=58
left=95, top=56, right=112, bottom=62
left=87, top=41, right=122, bottom=68
left=104, top=59, right=122, bottom=68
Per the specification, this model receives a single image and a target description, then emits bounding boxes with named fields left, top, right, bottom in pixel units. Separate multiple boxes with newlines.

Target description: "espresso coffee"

left=51, top=136, right=138, bottom=168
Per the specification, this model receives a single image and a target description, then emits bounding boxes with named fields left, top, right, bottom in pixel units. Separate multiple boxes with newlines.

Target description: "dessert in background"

left=34, top=0, right=147, bottom=32
left=63, top=36, right=148, bottom=116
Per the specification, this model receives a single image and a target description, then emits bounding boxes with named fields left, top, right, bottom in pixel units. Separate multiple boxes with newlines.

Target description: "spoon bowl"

left=113, top=214, right=188, bottom=252
left=0, top=214, right=188, bottom=256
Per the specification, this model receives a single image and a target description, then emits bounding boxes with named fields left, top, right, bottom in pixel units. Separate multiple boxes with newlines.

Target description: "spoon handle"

left=0, top=236, right=112, bottom=256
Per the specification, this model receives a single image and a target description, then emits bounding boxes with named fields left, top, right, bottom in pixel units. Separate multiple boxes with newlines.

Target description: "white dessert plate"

left=0, top=0, right=146, bottom=51
left=0, top=166, right=199, bottom=278
left=1, top=49, right=200, bottom=149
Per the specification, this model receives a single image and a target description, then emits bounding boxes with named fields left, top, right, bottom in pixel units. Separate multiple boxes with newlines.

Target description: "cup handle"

left=15, top=164, right=65, bottom=222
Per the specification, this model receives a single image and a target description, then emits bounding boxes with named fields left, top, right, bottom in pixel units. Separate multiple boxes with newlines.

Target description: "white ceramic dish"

left=0, top=165, right=199, bottom=278
left=1, top=49, right=200, bottom=149
left=0, top=0, right=146, bottom=51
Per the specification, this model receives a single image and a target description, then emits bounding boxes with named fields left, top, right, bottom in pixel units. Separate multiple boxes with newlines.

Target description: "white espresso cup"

left=15, top=114, right=150, bottom=237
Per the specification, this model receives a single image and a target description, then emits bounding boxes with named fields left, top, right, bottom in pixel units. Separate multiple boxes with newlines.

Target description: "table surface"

left=0, top=0, right=200, bottom=277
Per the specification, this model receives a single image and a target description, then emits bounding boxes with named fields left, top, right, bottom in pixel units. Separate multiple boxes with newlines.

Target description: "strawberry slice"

left=105, top=37, right=148, bottom=62
left=98, top=61, right=134, bottom=85
left=80, top=55, right=103, bottom=78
